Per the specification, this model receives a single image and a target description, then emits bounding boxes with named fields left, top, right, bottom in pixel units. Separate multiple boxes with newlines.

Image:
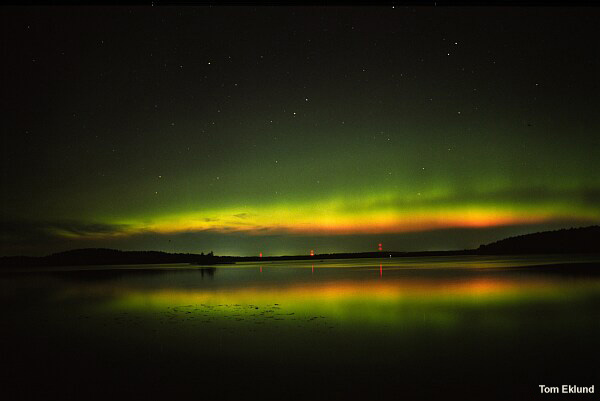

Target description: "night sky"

left=2, top=6, right=599, bottom=256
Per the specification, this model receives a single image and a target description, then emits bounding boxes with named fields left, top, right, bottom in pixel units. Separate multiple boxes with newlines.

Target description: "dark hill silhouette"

left=477, top=226, right=600, bottom=255
left=0, top=248, right=219, bottom=268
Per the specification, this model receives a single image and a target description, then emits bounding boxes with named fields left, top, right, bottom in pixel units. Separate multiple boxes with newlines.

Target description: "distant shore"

left=1, top=226, right=598, bottom=268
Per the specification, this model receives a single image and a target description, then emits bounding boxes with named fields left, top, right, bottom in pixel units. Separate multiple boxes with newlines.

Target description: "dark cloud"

left=47, top=221, right=131, bottom=237
left=233, top=213, right=257, bottom=219
left=0, top=220, right=131, bottom=256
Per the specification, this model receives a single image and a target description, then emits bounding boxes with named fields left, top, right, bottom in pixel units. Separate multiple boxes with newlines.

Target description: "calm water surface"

left=2, top=255, right=599, bottom=400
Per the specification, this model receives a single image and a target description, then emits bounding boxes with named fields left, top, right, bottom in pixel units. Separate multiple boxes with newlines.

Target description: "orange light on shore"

left=259, top=252, right=262, bottom=258
left=310, top=250, right=314, bottom=256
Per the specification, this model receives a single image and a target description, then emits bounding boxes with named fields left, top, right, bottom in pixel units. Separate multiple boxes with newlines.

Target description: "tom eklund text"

left=539, top=385, right=594, bottom=394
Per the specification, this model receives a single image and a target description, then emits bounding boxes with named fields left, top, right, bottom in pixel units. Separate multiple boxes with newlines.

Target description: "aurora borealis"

left=2, top=6, right=599, bottom=256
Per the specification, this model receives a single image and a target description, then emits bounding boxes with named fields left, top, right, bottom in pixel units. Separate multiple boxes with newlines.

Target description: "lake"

left=1, top=255, right=599, bottom=400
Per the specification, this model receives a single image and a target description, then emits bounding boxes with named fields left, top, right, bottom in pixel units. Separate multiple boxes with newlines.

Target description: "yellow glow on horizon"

left=116, top=206, right=559, bottom=237
left=58, top=190, right=600, bottom=239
